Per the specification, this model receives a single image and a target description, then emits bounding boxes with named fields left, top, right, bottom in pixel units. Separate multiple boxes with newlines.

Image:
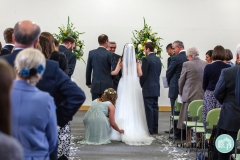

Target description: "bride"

left=110, top=43, right=154, bottom=145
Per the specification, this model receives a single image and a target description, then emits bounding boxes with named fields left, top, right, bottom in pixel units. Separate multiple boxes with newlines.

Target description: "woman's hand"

left=119, top=129, right=124, bottom=134
left=117, top=58, right=122, bottom=67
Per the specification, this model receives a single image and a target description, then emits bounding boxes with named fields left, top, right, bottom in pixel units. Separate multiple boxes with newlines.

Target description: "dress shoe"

left=153, top=132, right=158, bottom=135
left=164, top=128, right=173, bottom=133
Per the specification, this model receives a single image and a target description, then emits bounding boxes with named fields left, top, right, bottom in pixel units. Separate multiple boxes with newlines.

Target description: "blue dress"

left=81, top=99, right=112, bottom=145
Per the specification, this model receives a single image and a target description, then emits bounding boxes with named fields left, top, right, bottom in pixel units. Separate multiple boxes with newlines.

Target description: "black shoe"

left=164, top=128, right=173, bottom=133
left=168, top=135, right=181, bottom=140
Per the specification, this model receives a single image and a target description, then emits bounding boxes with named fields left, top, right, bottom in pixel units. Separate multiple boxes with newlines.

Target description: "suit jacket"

left=140, top=53, right=162, bottom=97
left=3, top=44, right=14, bottom=52
left=11, top=80, right=57, bottom=156
left=86, top=47, right=113, bottom=94
left=178, top=57, right=207, bottom=102
left=167, top=54, right=175, bottom=68
left=166, top=51, right=188, bottom=99
left=214, top=65, right=240, bottom=132
left=1, top=49, right=86, bottom=126
left=111, top=53, right=122, bottom=90
left=59, top=45, right=76, bottom=77
left=0, top=48, right=11, bottom=56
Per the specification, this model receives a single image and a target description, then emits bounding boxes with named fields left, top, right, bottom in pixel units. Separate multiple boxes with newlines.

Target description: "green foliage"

left=132, top=18, right=163, bottom=60
left=53, top=16, right=85, bottom=61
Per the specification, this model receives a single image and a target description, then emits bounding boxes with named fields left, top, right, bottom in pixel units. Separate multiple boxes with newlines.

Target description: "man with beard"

left=59, top=36, right=76, bottom=77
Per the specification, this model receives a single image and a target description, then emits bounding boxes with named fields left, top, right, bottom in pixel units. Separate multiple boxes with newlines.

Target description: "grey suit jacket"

left=86, top=47, right=113, bottom=94
left=214, top=65, right=240, bottom=132
left=178, top=57, right=207, bottom=102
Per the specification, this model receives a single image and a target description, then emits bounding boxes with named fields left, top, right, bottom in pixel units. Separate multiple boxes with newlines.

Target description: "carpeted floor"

left=69, top=111, right=199, bottom=160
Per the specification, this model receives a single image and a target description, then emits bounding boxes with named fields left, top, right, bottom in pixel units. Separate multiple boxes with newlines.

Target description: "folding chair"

left=202, top=108, right=221, bottom=159
left=231, top=129, right=240, bottom=160
left=182, top=100, right=204, bottom=147
left=169, top=99, right=182, bottom=143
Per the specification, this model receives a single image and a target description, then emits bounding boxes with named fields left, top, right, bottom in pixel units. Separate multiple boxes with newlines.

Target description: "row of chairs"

left=168, top=99, right=222, bottom=159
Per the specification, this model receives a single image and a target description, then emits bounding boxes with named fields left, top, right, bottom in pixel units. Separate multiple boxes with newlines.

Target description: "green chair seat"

left=183, top=121, right=204, bottom=127
left=170, top=115, right=179, bottom=120
left=192, top=127, right=205, bottom=133
left=205, top=133, right=211, bottom=140
left=232, top=154, right=240, bottom=160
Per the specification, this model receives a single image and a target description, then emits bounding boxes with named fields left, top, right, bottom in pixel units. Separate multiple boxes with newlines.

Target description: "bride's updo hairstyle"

left=14, top=48, right=46, bottom=86
left=99, top=88, right=118, bottom=105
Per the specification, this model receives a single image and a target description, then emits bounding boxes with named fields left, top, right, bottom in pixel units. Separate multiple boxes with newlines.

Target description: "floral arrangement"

left=53, top=16, right=85, bottom=62
left=132, top=18, right=163, bottom=60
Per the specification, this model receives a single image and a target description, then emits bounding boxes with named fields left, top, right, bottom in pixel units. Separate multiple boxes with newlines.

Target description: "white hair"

left=186, top=47, right=199, bottom=57
left=15, top=48, right=46, bottom=85
left=236, top=44, right=240, bottom=56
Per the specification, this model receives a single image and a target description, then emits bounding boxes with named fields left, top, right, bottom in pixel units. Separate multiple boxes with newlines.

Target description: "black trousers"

left=143, top=97, right=158, bottom=134
left=170, top=98, right=176, bottom=116
left=91, top=93, right=102, bottom=101
left=213, top=128, right=238, bottom=160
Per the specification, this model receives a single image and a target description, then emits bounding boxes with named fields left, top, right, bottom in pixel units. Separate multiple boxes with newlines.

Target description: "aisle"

left=69, top=111, right=196, bottom=160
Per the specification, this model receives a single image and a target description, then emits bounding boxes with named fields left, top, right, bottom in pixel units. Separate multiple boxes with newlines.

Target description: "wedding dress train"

left=110, top=44, right=154, bottom=145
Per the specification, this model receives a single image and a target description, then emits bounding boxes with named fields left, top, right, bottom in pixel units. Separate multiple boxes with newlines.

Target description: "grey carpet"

left=69, top=111, right=198, bottom=160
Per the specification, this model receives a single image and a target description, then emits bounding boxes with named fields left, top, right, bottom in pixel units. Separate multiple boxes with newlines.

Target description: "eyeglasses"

left=110, top=47, right=116, bottom=49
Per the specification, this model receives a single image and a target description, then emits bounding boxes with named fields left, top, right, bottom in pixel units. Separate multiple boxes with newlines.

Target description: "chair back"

left=188, top=100, right=203, bottom=117
left=237, top=129, right=240, bottom=141
left=206, top=108, right=221, bottom=130
left=174, top=99, right=182, bottom=112
left=197, top=105, right=203, bottom=122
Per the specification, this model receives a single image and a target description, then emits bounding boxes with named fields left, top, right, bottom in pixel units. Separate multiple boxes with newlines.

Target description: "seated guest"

left=3, top=28, right=14, bottom=52
left=205, top=50, right=213, bottom=64
left=0, top=59, right=23, bottom=160
left=11, top=48, right=58, bottom=160
left=178, top=47, right=207, bottom=142
left=225, top=49, right=234, bottom=67
left=81, top=88, right=124, bottom=145
left=39, top=35, right=52, bottom=58
left=202, top=45, right=230, bottom=123
left=0, top=41, right=11, bottom=56
left=213, top=44, right=240, bottom=160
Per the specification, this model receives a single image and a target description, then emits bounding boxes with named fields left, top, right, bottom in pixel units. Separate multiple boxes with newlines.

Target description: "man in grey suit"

left=177, top=47, right=207, bottom=141
left=86, top=34, right=113, bottom=100
left=166, top=40, right=188, bottom=138
left=213, top=45, right=240, bottom=160
left=140, top=42, right=162, bottom=135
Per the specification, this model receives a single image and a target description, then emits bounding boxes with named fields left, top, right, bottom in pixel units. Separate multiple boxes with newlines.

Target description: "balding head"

left=14, top=20, right=41, bottom=46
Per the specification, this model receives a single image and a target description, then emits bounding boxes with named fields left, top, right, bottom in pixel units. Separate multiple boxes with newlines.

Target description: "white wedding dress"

left=110, top=44, right=154, bottom=145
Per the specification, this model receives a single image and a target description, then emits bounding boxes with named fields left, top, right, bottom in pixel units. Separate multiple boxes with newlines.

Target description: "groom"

left=140, top=42, right=162, bottom=135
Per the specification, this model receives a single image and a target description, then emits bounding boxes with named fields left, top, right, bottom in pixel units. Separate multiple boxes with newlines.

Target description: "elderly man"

left=166, top=40, right=188, bottom=139
left=177, top=47, right=207, bottom=141
left=214, top=44, right=240, bottom=160
left=108, top=41, right=121, bottom=90
left=1, top=20, right=86, bottom=160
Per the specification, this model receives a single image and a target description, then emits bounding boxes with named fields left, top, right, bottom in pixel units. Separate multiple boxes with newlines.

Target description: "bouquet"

left=132, top=18, right=163, bottom=60
left=53, top=16, right=85, bottom=62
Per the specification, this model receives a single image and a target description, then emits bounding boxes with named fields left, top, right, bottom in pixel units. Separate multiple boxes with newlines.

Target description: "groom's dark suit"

left=86, top=47, right=113, bottom=100
left=140, top=53, right=162, bottom=134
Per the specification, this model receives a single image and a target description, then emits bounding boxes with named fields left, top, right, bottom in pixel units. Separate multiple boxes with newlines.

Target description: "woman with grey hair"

left=11, top=48, right=58, bottom=160
left=178, top=47, right=207, bottom=142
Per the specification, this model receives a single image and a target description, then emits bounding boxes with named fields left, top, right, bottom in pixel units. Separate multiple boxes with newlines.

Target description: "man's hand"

left=87, top=85, right=91, bottom=88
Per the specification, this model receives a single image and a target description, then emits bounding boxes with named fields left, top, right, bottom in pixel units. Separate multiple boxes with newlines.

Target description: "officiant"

left=108, top=41, right=122, bottom=90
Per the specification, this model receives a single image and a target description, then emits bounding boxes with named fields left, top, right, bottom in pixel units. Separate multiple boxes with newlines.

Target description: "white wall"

left=1, top=0, right=240, bottom=106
